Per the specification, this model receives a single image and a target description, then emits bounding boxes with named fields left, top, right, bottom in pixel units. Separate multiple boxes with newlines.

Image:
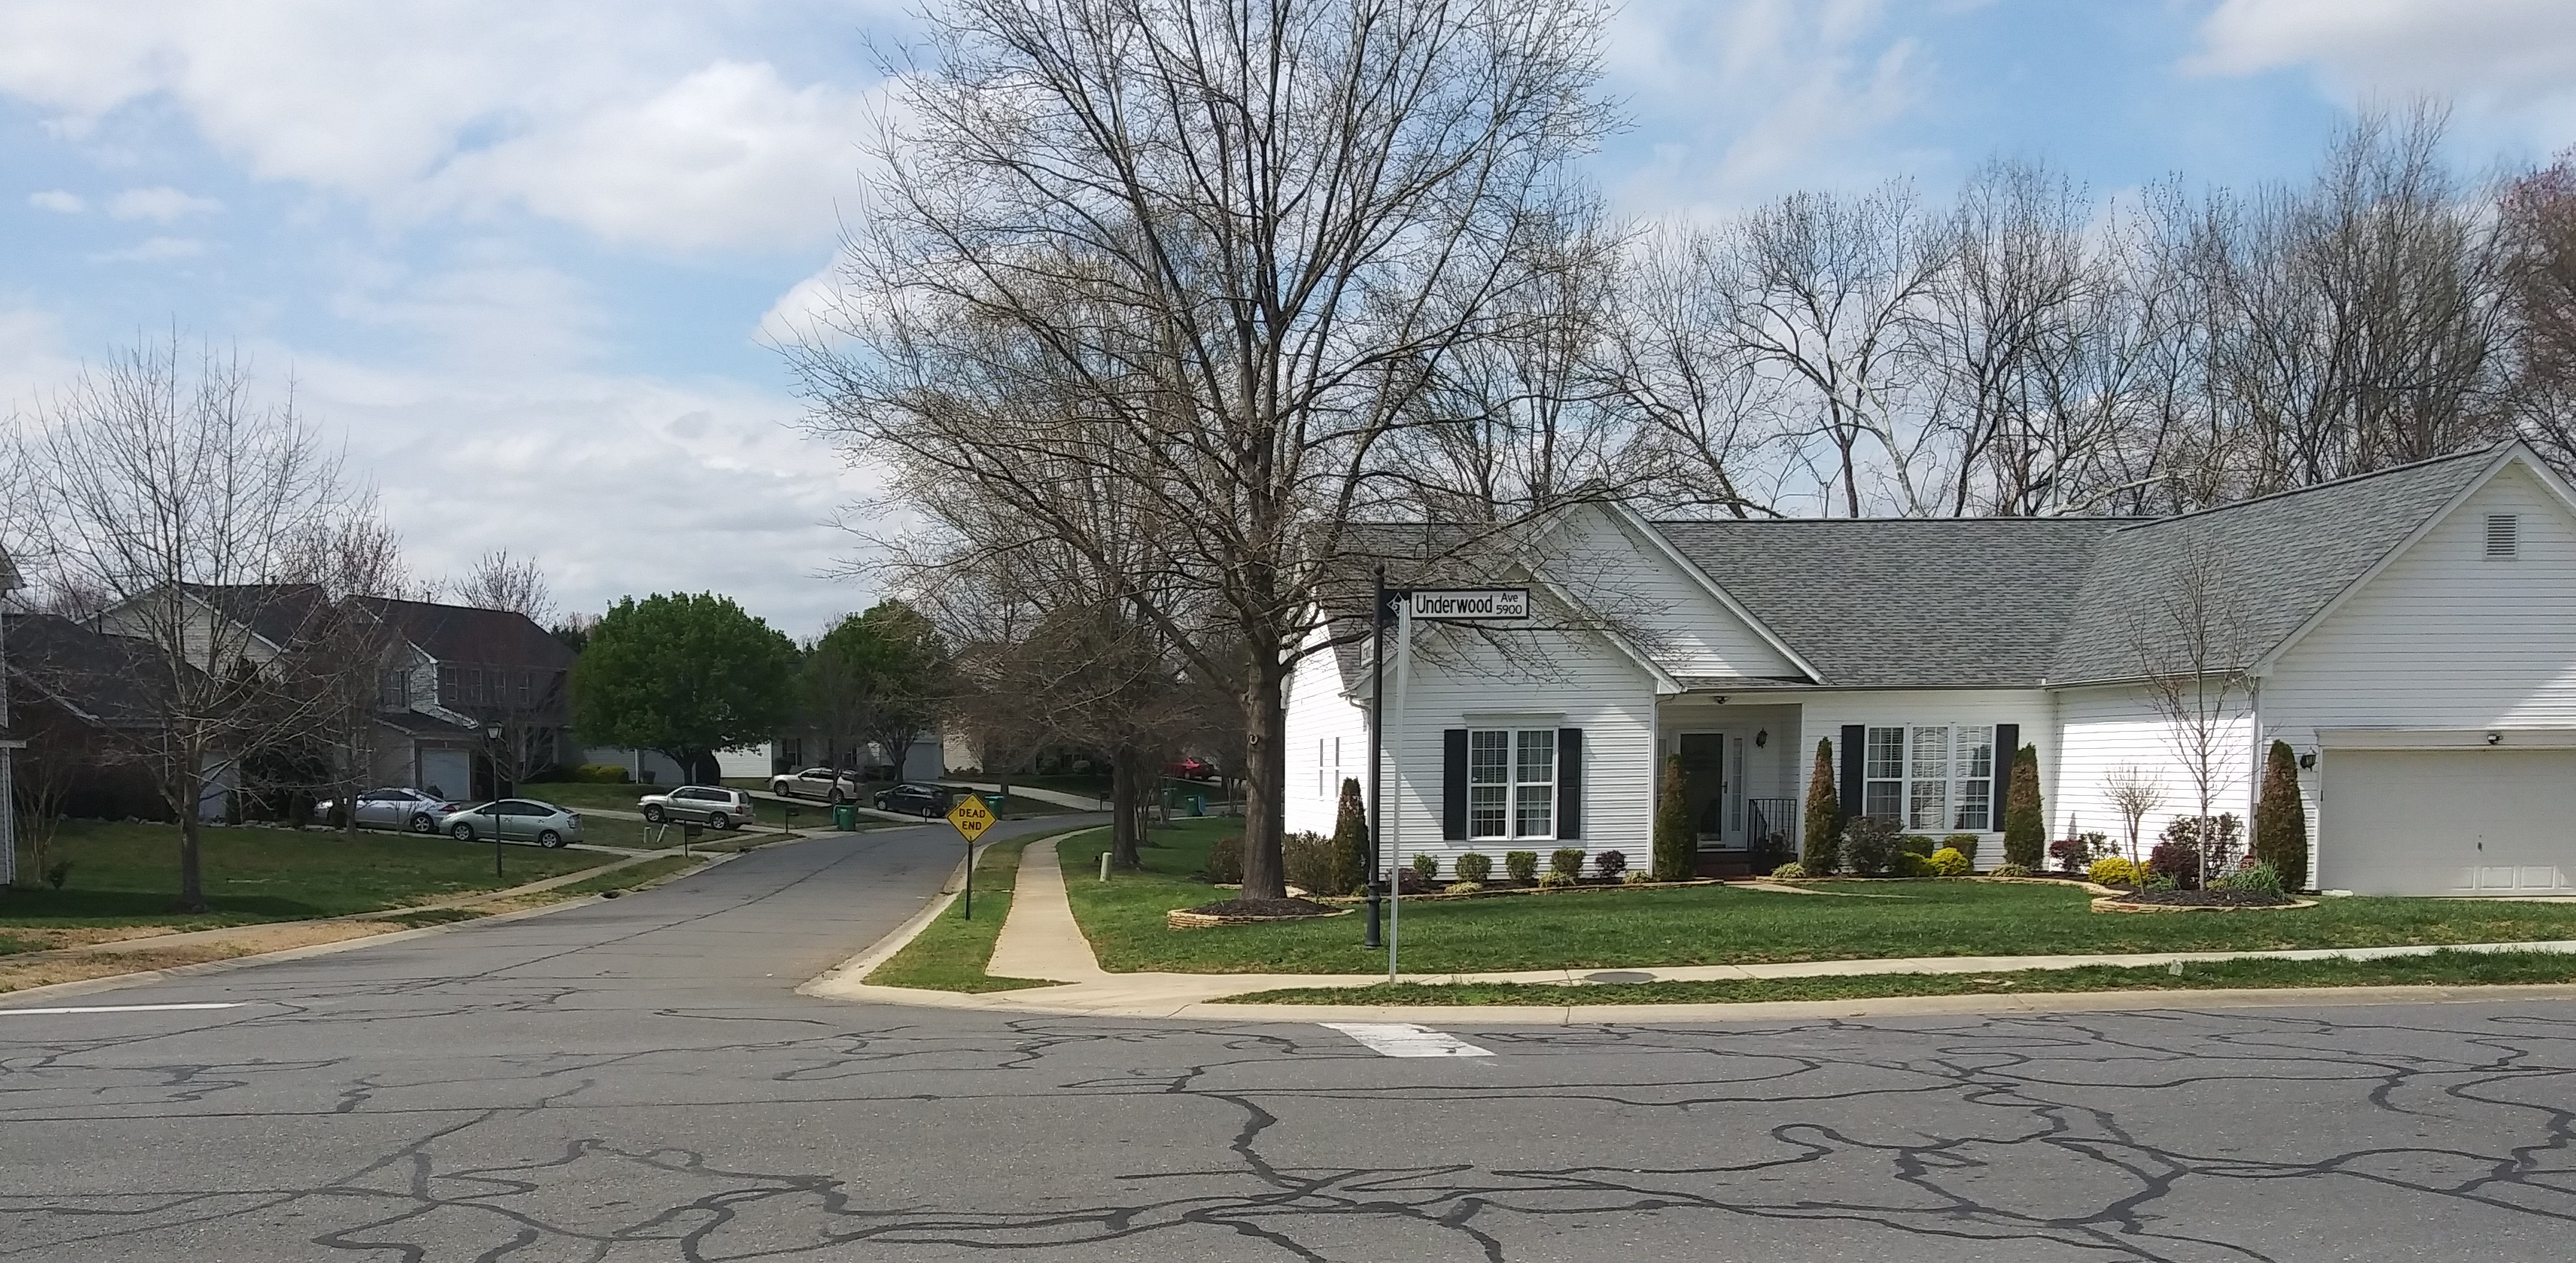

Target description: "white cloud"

left=107, top=185, right=223, bottom=221
left=2192, top=0, right=2576, bottom=149
left=92, top=235, right=203, bottom=262
left=26, top=189, right=83, bottom=212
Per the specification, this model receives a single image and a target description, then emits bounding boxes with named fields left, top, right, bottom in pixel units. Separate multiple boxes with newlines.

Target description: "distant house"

left=2, top=611, right=208, bottom=822
left=354, top=598, right=580, bottom=800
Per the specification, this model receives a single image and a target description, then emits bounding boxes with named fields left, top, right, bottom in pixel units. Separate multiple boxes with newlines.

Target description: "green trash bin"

left=831, top=803, right=856, bottom=831
left=1187, top=793, right=1206, bottom=817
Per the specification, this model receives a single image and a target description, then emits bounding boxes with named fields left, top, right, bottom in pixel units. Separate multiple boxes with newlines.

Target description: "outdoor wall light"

left=2297, top=750, right=2316, bottom=770
left=1754, top=729, right=1768, bottom=747
left=2487, top=731, right=2504, bottom=745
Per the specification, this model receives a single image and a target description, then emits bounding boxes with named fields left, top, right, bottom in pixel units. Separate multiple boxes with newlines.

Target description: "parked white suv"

left=638, top=785, right=756, bottom=830
left=770, top=766, right=864, bottom=803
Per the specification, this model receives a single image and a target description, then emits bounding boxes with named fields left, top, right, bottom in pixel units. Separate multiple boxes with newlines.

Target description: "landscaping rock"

left=1167, top=896, right=1348, bottom=928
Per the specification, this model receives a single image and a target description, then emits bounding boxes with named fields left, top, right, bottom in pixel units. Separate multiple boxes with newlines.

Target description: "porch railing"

left=1746, top=797, right=1798, bottom=867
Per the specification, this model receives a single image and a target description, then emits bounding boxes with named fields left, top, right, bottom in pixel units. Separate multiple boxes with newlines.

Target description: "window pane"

left=1955, top=781, right=1992, bottom=832
left=1909, top=727, right=1950, bottom=829
left=1515, top=730, right=1554, bottom=786
left=1469, top=730, right=1510, bottom=786
left=1864, top=780, right=1901, bottom=821
left=1515, top=785, right=1553, bottom=838
left=1865, top=728, right=1905, bottom=780
left=1469, top=785, right=1508, bottom=838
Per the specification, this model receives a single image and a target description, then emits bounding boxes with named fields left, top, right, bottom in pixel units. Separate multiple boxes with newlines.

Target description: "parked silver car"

left=638, top=785, right=755, bottom=830
left=770, top=766, right=864, bottom=803
left=318, top=786, right=458, bottom=835
left=444, top=799, right=583, bottom=847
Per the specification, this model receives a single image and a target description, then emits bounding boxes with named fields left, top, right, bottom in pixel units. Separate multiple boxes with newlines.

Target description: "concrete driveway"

left=4, top=814, right=2573, bottom=1261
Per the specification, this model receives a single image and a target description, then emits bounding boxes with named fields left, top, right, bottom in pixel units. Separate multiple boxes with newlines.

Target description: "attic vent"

left=2486, top=513, right=2519, bottom=558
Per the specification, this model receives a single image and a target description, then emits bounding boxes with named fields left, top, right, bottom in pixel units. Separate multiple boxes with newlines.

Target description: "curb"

left=0, top=851, right=743, bottom=1009
left=801, top=824, right=1107, bottom=995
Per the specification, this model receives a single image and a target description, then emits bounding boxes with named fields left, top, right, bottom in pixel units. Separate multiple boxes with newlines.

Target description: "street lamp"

left=486, top=723, right=504, bottom=879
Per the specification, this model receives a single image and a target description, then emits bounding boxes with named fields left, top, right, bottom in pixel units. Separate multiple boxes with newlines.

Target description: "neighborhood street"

left=5, top=829, right=2574, bottom=1262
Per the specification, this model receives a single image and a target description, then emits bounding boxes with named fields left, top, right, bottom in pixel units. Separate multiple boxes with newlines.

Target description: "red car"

left=1169, top=756, right=1218, bottom=781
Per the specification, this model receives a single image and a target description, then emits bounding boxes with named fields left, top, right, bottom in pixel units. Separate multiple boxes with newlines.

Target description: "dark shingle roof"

left=1652, top=518, right=2132, bottom=687
left=356, top=598, right=577, bottom=671
left=2047, top=443, right=2503, bottom=683
left=4, top=613, right=185, bottom=727
left=184, top=583, right=334, bottom=650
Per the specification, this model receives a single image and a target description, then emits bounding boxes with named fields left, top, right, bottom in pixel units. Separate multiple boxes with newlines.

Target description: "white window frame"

left=1468, top=727, right=1556, bottom=841
left=1316, top=736, right=1342, bottom=799
left=1862, top=724, right=1997, bottom=832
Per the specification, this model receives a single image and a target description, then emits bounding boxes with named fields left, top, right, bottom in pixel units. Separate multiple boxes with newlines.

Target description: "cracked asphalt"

left=6, top=818, right=2575, bottom=1262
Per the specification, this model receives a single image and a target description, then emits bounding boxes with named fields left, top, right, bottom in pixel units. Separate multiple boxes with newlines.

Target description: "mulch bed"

left=1186, top=896, right=1338, bottom=918
left=2103, top=887, right=2297, bottom=908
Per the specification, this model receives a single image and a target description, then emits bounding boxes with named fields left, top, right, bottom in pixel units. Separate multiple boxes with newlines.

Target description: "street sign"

left=1406, top=588, right=1530, bottom=621
left=946, top=795, right=997, bottom=842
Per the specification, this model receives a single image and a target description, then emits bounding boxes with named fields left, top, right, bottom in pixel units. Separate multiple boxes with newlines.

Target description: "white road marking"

left=0, top=1002, right=247, bottom=1017
left=1322, top=1022, right=1494, bottom=1058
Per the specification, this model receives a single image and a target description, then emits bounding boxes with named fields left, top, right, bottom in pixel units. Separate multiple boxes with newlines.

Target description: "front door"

left=1677, top=734, right=1727, bottom=848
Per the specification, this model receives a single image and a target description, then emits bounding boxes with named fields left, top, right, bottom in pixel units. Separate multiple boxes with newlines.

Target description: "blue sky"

left=4, top=0, right=2573, bottom=638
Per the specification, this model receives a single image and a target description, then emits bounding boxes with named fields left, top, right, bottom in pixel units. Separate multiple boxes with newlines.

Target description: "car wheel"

left=827, top=789, right=846, bottom=805
left=642, top=805, right=665, bottom=823
left=408, top=812, right=435, bottom=834
left=538, top=829, right=564, bottom=849
left=449, top=821, right=477, bottom=841
left=708, top=812, right=732, bottom=831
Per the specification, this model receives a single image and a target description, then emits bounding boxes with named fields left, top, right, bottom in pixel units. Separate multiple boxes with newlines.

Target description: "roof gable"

left=358, top=598, right=577, bottom=670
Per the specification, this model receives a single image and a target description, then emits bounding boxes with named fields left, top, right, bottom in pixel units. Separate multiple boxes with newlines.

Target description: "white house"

left=1284, top=442, right=2576, bottom=896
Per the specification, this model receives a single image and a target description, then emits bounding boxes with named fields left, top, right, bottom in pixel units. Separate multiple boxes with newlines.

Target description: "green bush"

left=1410, top=853, right=1439, bottom=885
left=1549, top=847, right=1586, bottom=879
left=2253, top=741, right=2309, bottom=890
left=1802, top=738, right=1841, bottom=874
left=1898, top=834, right=1937, bottom=857
left=1455, top=852, right=1494, bottom=883
left=2087, top=856, right=2142, bottom=886
left=2212, top=861, right=2288, bottom=898
left=1205, top=834, right=1245, bottom=884
left=1990, top=861, right=2034, bottom=879
left=1768, top=860, right=1807, bottom=879
left=1282, top=831, right=1335, bottom=895
left=1536, top=870, right=1577, bottom=889
left=1927, top=846, right=1972, bottom=877
left=1328, top=778, right=1371, bottom=896
left=1652, top=755, right=1694, bottom=881
left=1593, top=849, right=1628, bottom=879
left=2002, top=744, right=2045, bottom=869
left=1620, top=870, right=1653, bottom=886
left=2140, top=870, right=2179, bottom=892
left=1841, top=817, right=1902, bottom=876
left=1444, top=881, right=1485, bottom=895
left=1893, top=852, right=1935, bottom=878
left=1503, top=850, right=1538, bottom=882
left=568, top=764, right=632, bottom=784
left=1941, top=833, right=1981, bottom=867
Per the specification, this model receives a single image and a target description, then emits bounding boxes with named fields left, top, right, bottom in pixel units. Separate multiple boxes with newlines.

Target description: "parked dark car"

left=770, top=766, right=863, bottom=803
left=874, top=782, right=953, bottom=817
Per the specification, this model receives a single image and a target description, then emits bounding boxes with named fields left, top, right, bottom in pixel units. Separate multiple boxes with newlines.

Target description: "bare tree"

left=451, top=549, right=555, bottom=624
left=1602, top=223, right=1789, bottom=517
left=2127, top=529, right=2253, bottom=881
left=2101, top=762, right=2166, bottom=867
left=2501, top=148, right=2576, bottom=470
left=20, top=335, right=350, bottom=911
left=289, top=507, right=424, bottom=838
left=794, top=0, right=1619, bottom=898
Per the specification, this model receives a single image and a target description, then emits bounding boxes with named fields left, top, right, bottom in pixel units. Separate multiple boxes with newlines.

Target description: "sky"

left=3, top=0, right=2574, bottom=639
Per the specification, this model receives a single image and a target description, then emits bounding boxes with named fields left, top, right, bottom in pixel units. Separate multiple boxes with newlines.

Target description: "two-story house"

left=355, top=598, right=579, bottom=800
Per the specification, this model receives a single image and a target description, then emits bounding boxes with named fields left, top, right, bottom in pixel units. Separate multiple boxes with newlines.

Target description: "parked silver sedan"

left=770, top=766, right=863, bottom=803
left=318, top=787, right=458, bottom=835
left=443, top=799, right=583, bottom=848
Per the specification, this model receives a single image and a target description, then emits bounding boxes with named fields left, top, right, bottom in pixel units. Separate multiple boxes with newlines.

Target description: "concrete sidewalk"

left=800, top=832, right=2576, bottom=1025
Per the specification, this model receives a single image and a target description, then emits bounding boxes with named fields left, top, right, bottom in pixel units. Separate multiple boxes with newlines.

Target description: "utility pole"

left=1364, top=565, right=1386, bottom=950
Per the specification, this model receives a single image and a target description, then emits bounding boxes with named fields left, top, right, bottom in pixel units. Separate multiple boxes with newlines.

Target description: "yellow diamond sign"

left=946, top=794, right=997, bottom=842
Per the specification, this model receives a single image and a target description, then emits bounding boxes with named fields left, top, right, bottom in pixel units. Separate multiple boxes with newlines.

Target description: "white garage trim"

left=2319, top=727, right=2576, bottom=750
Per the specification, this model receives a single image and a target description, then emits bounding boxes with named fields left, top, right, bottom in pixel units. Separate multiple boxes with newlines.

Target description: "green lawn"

left=1060, top=820, right=2576, bottom=975
left=1221, top=949, right=2576, bottom=1005
left=3, top=819, right=604, bottom=935
left=863, top=833, right=1053, bottom=992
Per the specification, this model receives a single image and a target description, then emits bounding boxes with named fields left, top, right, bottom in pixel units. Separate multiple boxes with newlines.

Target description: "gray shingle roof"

left=2047, top=443, right=2504, bottom=683
left=1652, top=518, right=2132, bottom=687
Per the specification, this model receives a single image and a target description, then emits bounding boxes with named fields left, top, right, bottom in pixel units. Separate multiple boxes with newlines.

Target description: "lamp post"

left=486, top=723, right=504, bottom=879
left=1363, top=566, right=1386, bottom=949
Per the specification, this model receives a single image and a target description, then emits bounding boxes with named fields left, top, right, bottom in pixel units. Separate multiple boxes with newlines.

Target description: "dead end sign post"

left=1375, top=586, right=1530, bottom=982
left=947, top=795, right=997, bottom=918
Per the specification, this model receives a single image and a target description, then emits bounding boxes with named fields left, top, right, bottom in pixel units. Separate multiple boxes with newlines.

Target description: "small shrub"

left=1410, top=853, right=1440, bottom=885
left=1803, top=738, right=1841, bottom=874
left=1503, top=850, right=1538, bottom=883
left=2212, top=861, right=2287, bottom=898
left=2047, top=836, right=2088, bottom=872
left=1990, top=862, right=2034, bottom=879
left=1927, top=846, right=1972, bottom=877
left=1841, top=816, right=1902, bottom=876
left=1621, top=870, right=1653, bottom=886
left=1282, top=832, right=1336, bottom=896
left=1205, top=835, right=1245, bottom=884
left=1593, top=849, right=1628, bottom=879
left=2002, top=744, right=2045, bottom=869
left=2157, top=814, right=2244, bottom=884
left=2140, top=870, right=2179, bottom=892
left=1444, top=881, right=1485, bottom=895
left=568, top=764, right=632, bottom=784
left=43, top=860, right=73, bottom=890
left=2087, top=856, right=2142, bottom=887
left=1768, top=860, right=1808, bottom=879
left=2253, top=741, right=2309, bottom=890
left=1941, top=833, right=1981, bottom=867
left=1327, top=778, right=1371, bottom=896
left=1899, top=834, right=1938, bottom=858
left=1893, top=852, right=1935, bottom=878
left=1455, top=852, right=1494, bottom=884
left=1549, top=847, right=1586, bottom=879
left=1652, top=756, right=1693, bottom=881
left=1536, top=870, right=1577, bottom=889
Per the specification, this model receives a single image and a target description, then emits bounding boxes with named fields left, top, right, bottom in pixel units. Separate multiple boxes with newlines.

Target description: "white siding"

left=2262, top=461, right=2576, bottom=875
left=1379, top=615, right=1659, bottom=876
left=1282, top=621, right=1371, bottom=836
left=2052, top=683, right=2255, bottom=859
left=1802, top=689, right=2055, bottom=846
left=1544, top=505, right=1801, bottom=680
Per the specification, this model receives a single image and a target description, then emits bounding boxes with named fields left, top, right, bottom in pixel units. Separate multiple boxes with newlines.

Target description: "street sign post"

left=947, top=796, right=997, bottom=919
left=1377, top=584, right=1532, bottom=982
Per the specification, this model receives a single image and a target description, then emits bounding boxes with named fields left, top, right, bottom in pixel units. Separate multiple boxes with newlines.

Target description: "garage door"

left=2321, top=747, right=2576, bottom=895
left=420, top=749, right=473, bottom=803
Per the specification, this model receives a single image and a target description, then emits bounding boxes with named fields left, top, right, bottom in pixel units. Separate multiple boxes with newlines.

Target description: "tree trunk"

left=1109, top=747, right=1143, bottom=870
left=177, top=763, right=208, bottom=914
left=1237, top=665, right=1289, bottom=900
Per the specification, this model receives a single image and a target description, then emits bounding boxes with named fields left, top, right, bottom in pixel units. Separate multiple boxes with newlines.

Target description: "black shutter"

left=1556, top=728, right=1583, bottom=841
left=1442, top=729, right=1469, bottom=841
left=1839, top=724, right=1865, bottom=820
left=1992, top=724, right=2020, bottom=830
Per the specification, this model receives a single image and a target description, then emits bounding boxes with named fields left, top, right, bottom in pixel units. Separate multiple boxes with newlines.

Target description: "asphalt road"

left=6, top=818, right=2575, bottom=1262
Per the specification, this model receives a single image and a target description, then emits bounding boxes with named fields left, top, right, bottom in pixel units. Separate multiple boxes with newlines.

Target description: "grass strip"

left=864, top=833, right=1058, bottom=993
left=1215, top=949, right=2576, bottom=1005
left=549, top=855, right=706, bottom=898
